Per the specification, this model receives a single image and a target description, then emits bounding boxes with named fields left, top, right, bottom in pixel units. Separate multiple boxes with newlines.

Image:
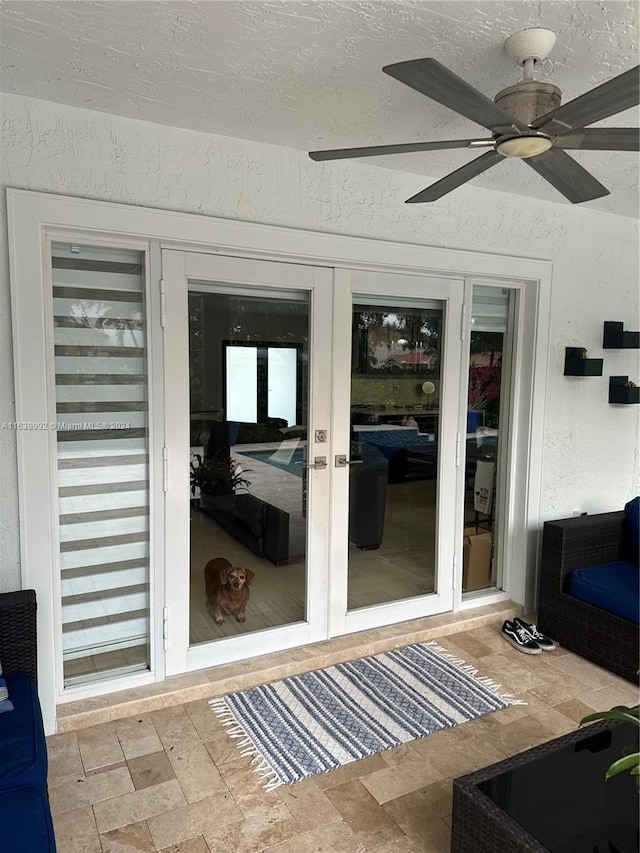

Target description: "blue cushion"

left=624, top=496, right=640, bottom=564
left=568, top=561, right=639, bottom=624
left=0, top=787, right=57, bottom=852
left=0, top=673, right=48, bottom=792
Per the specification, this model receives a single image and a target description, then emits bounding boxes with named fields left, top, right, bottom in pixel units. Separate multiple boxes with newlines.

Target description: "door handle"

left=334, top=455, right=364, bottom=468
left=297, top=456, right=327, bottom=470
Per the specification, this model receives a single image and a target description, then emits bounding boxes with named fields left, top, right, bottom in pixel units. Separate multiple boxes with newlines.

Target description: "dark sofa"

left=0, top=590, right=57, bottom=852
left=537, top=499, right=640, bottom=684
left=200, top=492, right=290, bottom=565
left=349, top=443, right=389, bottom=549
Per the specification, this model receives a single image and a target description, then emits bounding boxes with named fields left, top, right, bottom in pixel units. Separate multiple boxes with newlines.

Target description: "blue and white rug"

left=210, top=641, right=523, bottom=790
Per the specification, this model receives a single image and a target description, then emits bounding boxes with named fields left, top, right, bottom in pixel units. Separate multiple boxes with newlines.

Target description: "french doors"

left=163, top=250, right=463, bottom=674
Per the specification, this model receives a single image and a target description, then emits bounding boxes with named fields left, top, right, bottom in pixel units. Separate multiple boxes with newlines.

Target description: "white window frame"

left=8, top=188, right=551, bottom=733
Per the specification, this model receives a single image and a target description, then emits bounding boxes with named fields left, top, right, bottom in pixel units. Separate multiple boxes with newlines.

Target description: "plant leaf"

left=580, top=706, right=640, bottom=727
left=605, top=753, right=640, bottom=780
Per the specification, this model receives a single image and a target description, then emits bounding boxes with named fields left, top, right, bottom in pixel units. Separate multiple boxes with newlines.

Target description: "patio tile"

left=147, top=792, right=242, bottom=849
left=248, top=819, right=367, bottom=853
left=216, top=753, right=283, bottom=816
left=47, top=730, right=83, bottom=780
left=77, top=721, right=126, bottom=771
left=313, top=753, right=390, bottom=789
left=115, top=714, right=164, bottom=760
left=127, top=750, right=176, bottom=790
left=554, top=697, right=598, bottom=723
left=49, top=765, right=134, bottom=814
left=100, top=820, right=156, bottom=852
left=202, top=799, right=300, bottom=853
left=51, top=804, right=102, bottom=852
left=167, top=740, right=227, bottom=803
left=323, top=778, right=407, bottom=848
left=382, top=782, right=453, bottom=853
left=152, top=705, right=201, bottom=749
left=360, top=744, right=443, bottom=804
left=93, top=779, right=188, bottom=834
left=277, top=778, right=342, bottom=831
left=159, top=837, right=211, bottom=853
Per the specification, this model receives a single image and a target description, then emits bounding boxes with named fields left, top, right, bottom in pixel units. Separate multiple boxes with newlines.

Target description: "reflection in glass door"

left=348, top=301, right=444, bottom=609
left=188, top=286, right=310, bottom=645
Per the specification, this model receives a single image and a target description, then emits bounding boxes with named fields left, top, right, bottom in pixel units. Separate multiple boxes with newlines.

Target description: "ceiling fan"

left=308, top=28, right=640, bottom=204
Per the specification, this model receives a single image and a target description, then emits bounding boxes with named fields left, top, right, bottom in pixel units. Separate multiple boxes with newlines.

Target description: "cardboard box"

left=462, top=526, right=493, bottom=591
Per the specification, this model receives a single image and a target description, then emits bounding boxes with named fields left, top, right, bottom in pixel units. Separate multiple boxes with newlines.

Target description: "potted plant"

left=580, top=704, right=639, bottom=784
left=190, top=453, right=251, bottom=512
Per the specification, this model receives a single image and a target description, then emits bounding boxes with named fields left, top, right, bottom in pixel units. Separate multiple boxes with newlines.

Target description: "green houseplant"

left=190, top=453, right=251, bottom=498
left=580, top=705, right=640, bottom=782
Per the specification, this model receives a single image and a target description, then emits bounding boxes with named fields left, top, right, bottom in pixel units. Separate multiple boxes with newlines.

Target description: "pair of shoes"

left=501, top=618, right=556, bottom=654
left=514, top=617, right=556, bottom=651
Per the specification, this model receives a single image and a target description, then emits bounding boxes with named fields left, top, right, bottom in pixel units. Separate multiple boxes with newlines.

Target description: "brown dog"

left=204, top=557, right=255, bottom=626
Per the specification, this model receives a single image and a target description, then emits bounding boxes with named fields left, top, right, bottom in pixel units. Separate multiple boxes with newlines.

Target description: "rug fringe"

left=425, top=641, right=527, bottom=707
left=209, top=697, right=284, bottom=790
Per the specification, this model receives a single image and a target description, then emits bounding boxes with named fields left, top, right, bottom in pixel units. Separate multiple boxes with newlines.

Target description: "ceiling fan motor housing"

left=494, top=82, right=561, bottom=127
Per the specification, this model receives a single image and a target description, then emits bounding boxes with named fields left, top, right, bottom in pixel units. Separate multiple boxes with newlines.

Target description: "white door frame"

left=162, top=249, right=334, bottom=674
left=7, top=188, right=551, bottom=733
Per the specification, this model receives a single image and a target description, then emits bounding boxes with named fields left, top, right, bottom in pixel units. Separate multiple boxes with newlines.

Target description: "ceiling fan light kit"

left=308, top=27, right=639, bottom=204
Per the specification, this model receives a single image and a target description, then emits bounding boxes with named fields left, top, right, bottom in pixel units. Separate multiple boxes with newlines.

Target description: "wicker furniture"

left=0, top=590, right=38, bottom=685
left=0, top=590, right=57, bottom=852
left=537, top=511, right=639, bottom=684
left=451, top=720, right=638, bottom=853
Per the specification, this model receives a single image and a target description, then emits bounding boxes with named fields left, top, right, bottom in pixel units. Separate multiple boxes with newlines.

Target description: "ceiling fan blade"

left=526, top=148, right=609, bottom=203
left=406, top=150, right=504, bottom=203
left=383, top=58, right=528, bottom=134
left=533, top=65, right=640, bottom=135
left=554, top=127, right=640, bottom=151
left=309, top=138, right=495, bottom=161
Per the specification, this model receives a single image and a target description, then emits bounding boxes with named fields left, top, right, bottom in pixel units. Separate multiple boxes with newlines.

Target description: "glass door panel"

left=348, top=301, right=444, bottom=609
left=188, top=286, right=311, bottom=645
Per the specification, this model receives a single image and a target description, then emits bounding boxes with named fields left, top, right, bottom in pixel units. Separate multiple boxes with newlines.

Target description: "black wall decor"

left=603, top=321, right=640, bottom=349
left=563, top=347, right=603, bottom=376
left=609, top=376, right=640, bottom=404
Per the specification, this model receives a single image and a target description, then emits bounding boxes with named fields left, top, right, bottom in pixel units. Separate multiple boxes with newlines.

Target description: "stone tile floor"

left=48, top=624, right=639, bottom=852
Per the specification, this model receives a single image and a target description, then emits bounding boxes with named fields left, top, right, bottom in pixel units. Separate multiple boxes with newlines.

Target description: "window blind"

left=52, top=243, right=150, bottom=685
left=472, top=286, right=511, bottom=332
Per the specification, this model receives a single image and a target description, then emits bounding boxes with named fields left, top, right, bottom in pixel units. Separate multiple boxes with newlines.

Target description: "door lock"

left=315, top=429, right=327, bottom=443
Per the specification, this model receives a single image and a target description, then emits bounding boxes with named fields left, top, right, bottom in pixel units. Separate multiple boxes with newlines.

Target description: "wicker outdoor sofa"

left=537, top=508, right=639, bottom=684
left=0, top=590, right=57, bottom=851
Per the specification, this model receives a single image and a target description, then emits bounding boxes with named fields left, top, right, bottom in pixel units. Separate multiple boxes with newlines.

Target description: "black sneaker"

left=513, top=618, right=556, bottom=651
left=501, top=620, right=542, bottom=654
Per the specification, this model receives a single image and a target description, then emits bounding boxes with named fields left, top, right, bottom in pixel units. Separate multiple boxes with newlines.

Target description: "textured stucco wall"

left=1, top=93, right=639, bottom=591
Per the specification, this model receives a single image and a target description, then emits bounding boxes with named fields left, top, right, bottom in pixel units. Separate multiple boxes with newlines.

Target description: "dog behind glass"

left=204, top=556, right=255, bottom=625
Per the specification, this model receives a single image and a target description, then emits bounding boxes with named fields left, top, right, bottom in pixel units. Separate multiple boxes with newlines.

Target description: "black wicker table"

left=451, top=720, right=639, bottom=853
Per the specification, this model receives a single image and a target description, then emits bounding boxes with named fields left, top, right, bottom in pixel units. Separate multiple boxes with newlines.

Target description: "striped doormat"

left=210, top=641, right=522, bottom=790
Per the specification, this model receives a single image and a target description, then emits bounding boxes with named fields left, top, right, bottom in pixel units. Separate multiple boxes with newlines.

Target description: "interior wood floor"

left=189, top=475, right=439, bottom=646
left=47, top=625, right=639, bottom=853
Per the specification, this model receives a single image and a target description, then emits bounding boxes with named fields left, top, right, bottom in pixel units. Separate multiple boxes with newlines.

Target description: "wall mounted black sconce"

left=603, top=322, right=640, bottom=349
left=564, top=347, right=603, bottom=376
left=609, top=376, right=640, bottom=404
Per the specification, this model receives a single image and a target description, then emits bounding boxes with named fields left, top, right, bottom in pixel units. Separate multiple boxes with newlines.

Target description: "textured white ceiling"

left=1, top=0, right=638, bottom=216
